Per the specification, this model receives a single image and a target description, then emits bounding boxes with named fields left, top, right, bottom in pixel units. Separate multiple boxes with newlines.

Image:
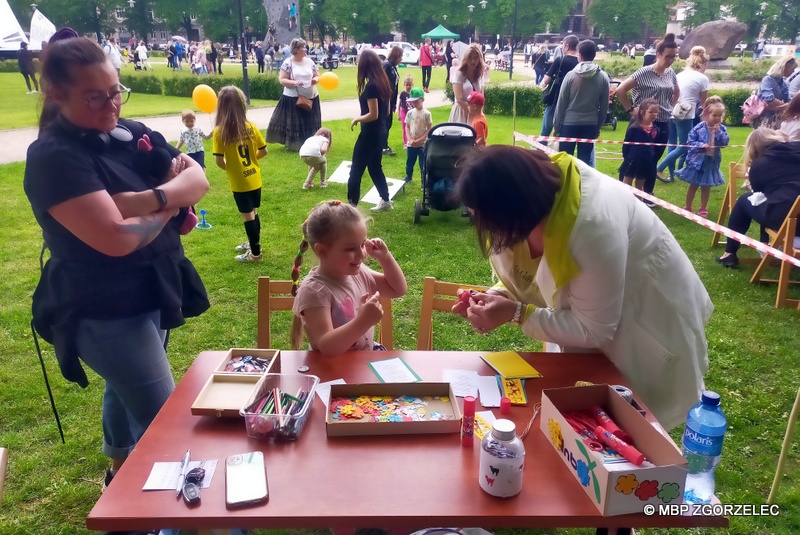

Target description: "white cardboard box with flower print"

left=540, top=385, right=689, bottom=516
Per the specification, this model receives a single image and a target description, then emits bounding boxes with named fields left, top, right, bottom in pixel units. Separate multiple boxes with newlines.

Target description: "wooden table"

left=87, top=351, right=728, bottom=531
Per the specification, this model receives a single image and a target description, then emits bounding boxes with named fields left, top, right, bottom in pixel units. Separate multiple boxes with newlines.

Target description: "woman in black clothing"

left=348, top=50, right=393, bottom=212
left=24, top=31, right=210, bottom=481
left=445, top=40, right=454, bottom=83
left=717, top=128, right=800, bottom=267
left=382, top=46, right=402, bottom=156
left=208, top=42, right=218, bottom=74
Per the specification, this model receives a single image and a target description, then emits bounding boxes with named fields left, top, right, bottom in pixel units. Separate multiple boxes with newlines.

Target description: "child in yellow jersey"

left=213, top=86, right=268, bottom=262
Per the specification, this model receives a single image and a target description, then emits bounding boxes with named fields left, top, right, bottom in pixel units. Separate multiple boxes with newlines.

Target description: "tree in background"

left=587, top=0, right=671, bottom=45
left=124, top=0, right=154, bottom=43
left=682, top=0, right=722, bottom=34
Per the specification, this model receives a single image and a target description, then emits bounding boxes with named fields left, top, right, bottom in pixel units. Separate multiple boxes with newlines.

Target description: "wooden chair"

left=0, top=447, right=7, bottom=505
left=749, top=196, right=800, bottom=309
left=712, top=162, right=746, bottom=248
left=417, top=276, right=490, bottom=350
left=768, top=386, right=800, bottom=504
left=256, top=276, right=393, bottom=350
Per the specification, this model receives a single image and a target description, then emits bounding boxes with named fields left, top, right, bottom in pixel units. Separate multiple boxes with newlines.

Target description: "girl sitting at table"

left=290, top=200, right=407, bottom=355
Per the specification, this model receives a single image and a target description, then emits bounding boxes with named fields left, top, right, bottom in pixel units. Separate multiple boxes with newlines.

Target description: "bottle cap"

left=463, top=396, right=476, bottom=413
left=500, top=397, right=512, bottom=415
left=701, top=391, right=720, bottom=406
left=491, top=419, right=516, bottom=441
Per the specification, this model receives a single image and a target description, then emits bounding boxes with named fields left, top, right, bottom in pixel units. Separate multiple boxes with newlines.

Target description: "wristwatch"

left=509, top=301, right=523, bottom=326
left=153, top=187, right=167, bottom=209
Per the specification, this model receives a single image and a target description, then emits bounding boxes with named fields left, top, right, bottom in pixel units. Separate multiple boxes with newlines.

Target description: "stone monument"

left=679, top=20, right=747, bottom=61
left=264, top=0, right=301, bottom=48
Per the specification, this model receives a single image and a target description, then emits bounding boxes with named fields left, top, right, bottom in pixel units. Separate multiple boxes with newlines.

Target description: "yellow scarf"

left=543, top=153, right=582, bottom=292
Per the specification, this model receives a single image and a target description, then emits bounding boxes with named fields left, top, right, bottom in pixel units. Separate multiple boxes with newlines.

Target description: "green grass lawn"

left=0, top=109, right=798, bottom=534
left=0, top=65, right=528, bottom=130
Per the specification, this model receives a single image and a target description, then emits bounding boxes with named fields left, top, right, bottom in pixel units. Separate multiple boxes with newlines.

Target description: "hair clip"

left=331, top=200, right=341, bottom=206
left=50, top=27, right=79, bottom=44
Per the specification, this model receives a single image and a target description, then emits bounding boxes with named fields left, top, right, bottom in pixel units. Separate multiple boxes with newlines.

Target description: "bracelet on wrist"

left=509, top=301, right=523, bottom=326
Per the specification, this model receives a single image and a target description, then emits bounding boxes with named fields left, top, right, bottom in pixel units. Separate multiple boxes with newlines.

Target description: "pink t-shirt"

left=292, top=265, right=378, bottom=351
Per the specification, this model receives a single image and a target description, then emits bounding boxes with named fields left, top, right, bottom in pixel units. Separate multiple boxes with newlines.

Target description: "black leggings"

left=348, top=129, right=389, bottom=205
left=422, top=66, right=432, bottom=89
left=22, top=71, right=39, bottom=92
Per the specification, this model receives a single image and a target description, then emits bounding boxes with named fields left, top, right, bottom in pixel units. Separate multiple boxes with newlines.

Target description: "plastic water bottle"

left=682, top=391, right=727, bottom=504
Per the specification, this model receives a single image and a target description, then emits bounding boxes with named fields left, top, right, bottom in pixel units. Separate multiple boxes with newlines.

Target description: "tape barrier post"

left=513, top=131, right=800, bottom=269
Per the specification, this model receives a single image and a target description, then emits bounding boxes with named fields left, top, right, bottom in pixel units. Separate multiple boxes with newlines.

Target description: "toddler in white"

left=299, top=127, right=332, bottom=189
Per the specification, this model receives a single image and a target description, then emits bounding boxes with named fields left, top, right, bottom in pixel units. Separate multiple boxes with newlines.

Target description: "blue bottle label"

left=682, top=427, right=724, bottom=456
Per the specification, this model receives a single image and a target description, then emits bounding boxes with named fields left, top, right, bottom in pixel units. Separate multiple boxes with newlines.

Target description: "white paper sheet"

left=477, top=375, right=502, bottom=407
left=327, top=160, right=352, bottom=184
left=315, top=378, right=346, bottom=409
left=368, top=357, right=421, bottom=383
left=142, top=459, right=218, bottom=491
left=442, top=369, right=479, bottom=398
left=361, top=178, right=406, bottom=205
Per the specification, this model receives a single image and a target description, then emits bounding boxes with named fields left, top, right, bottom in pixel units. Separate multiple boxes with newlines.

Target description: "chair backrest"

left=729, top=163, right=747, bottom=212
left=256, top=276, right=393, bottom=350
left=417, top=276, right=490, bottom=350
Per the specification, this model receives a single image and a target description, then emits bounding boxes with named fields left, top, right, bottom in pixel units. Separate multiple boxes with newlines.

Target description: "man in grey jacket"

left=553, top=40, right=609, bottom=166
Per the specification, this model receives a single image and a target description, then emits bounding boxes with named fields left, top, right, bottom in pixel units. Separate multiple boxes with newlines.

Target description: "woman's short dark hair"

left=456, top=146, right=562, bottom=255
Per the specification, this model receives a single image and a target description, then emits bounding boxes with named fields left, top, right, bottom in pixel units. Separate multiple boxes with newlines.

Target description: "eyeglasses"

left=84, top=84, right=131, bottom=111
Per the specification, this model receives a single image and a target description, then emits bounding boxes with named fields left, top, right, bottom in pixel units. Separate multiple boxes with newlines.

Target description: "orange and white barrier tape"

left=513, top=131, right=800, bottom=268
left=524, top=134, right=745, bottom=150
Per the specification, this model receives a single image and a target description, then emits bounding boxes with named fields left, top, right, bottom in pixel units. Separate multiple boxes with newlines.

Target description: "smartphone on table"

left=225, top=451, right=268, bottom=509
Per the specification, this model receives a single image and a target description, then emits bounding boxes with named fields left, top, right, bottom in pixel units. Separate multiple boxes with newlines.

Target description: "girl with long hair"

left=213, top=86, right=269, bottom=262
left=347, top=50, right=394, bottom=211
left=449, top=44, right=486, bottom=125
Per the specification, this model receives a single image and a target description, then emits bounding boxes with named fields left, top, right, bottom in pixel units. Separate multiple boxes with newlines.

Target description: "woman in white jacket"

left=452, top=146, right=713, bottom=429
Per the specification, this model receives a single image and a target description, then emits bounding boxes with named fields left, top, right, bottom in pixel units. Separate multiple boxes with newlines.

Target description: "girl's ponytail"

left=289, top=232, right=310, bottom=350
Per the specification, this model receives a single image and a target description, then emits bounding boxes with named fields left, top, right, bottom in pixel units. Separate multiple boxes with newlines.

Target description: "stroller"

left=413, top=123, right=476, bottom=224
left=603, top=80, right=620, bottom=130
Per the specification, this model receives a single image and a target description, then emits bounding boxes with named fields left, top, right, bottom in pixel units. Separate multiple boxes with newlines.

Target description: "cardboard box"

left=326, top=382, right=462, bottom=437
left=214, top=348, right=280, bottom=375
left=191, top=349, right=279, bottom=417
left=540, top=385, right=688, bottom=516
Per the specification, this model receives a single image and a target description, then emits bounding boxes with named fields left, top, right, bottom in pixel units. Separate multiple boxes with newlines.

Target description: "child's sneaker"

left=370, top=199, right=393, bottom=212
left=404, top=176, right=412, bottom=183
left=235, top=251, right=262, bottom=262
left=234, top=242, right=250, bottom=252
left=302, top=181, right=313, bottom=189
left=320, top=180, right=328, bottom=188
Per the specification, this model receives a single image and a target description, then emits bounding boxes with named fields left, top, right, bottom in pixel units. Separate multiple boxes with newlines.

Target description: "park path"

left=0, top=89, right=450, bottom=165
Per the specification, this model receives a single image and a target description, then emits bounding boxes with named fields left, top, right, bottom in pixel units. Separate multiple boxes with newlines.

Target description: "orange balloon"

left=318, top=72, right=340, bottom=91
left=192, top=84, right=217, bottom=114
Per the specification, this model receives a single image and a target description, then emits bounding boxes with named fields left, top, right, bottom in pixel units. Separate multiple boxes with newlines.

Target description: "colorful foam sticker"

left=329, top=395, right=455, bottom=423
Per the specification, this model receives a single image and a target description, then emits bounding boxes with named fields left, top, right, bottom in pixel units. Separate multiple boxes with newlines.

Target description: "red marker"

left=591, top=405, right=633, bottom=444
left=594, top=426, right=645, bottom=465
left=462, top=396, right=476, bottom=446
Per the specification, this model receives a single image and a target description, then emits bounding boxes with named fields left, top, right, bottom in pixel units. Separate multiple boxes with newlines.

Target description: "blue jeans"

left=541, top=105, right=555, bottom=136
left=75, top=311, right=173, bottom=459
left=406, top=146, right=424, bottom=179
left=657, top=118, right=693, bottom=176
left=558, top=124, right=598, bottom=166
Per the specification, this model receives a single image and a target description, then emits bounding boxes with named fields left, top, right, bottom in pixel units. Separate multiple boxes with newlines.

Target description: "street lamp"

left=479, top=0, right=487, bottom=9
left=235, top=0, right=251, bottom=104
left=308, top=2, right=315, bottom=11
left=443, top=15, right=447, bottom=22
left=352, top=12, right=358, bottom=19
left=508, top=0, right=517, bottom=80
left=30, top=3, right=37, bottom=12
